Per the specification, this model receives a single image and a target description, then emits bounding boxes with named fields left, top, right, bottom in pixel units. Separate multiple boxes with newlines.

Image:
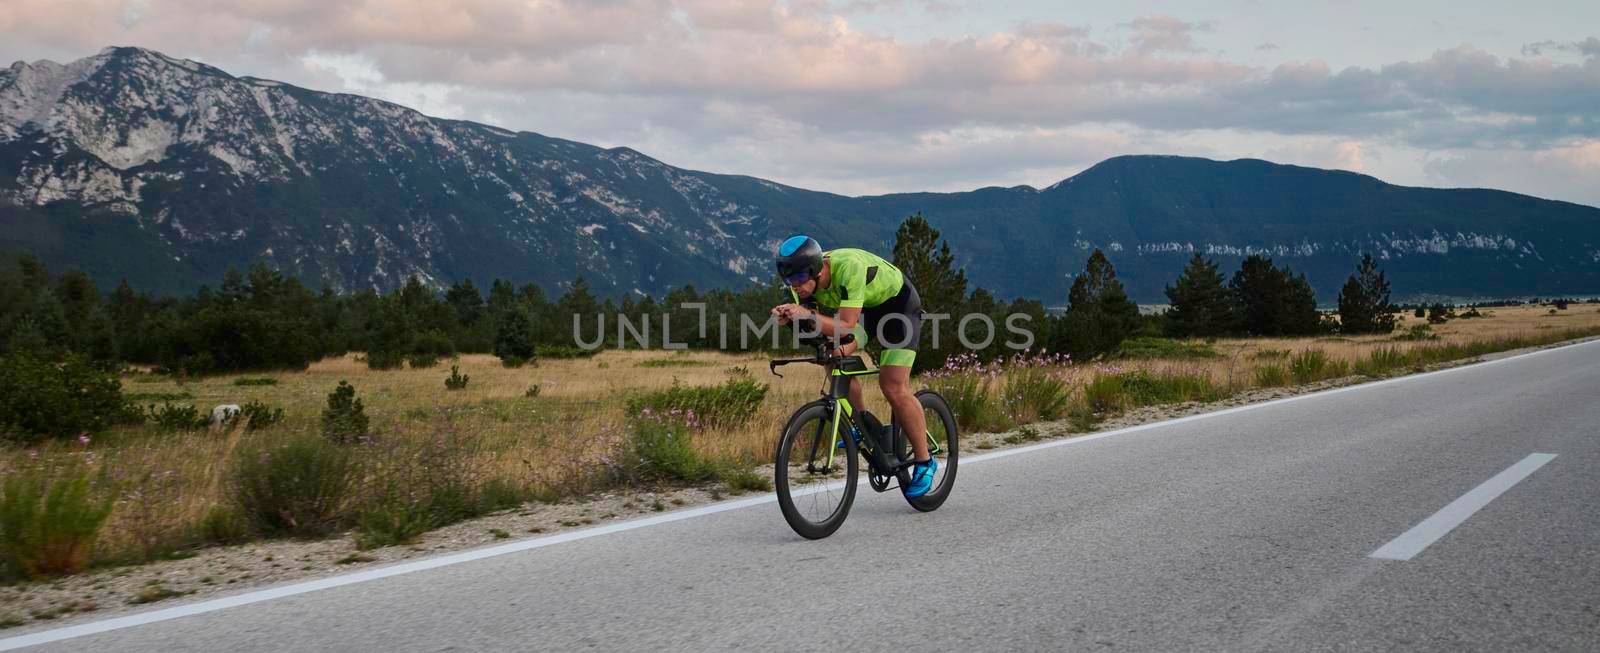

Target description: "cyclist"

left=770, top=235, right=936, bottom=497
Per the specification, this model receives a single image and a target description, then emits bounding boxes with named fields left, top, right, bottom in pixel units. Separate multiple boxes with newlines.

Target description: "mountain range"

left=3, top=46, right=1598, bottom=302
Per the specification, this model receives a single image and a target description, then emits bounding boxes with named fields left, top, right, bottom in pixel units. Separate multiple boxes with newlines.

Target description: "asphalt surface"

left=10, top=340, right=1600, bottom=651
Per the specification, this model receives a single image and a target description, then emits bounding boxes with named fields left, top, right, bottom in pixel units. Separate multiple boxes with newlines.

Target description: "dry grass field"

left=5, top=303, right=1600, bottom=572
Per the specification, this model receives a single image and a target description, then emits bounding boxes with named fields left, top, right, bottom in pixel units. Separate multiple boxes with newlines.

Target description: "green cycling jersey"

left=810, top=248, right=905, bottom=310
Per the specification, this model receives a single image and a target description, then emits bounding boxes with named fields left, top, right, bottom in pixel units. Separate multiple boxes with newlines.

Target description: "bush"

left=232, top=377, right=278, bottom=386
left=1253, top=364, right=1289, bottom=387
left=1115, top=337, right=1220, bottom=360
left=1001, top=367, right=1071, bottom=423
left=625, top=415, right=714, bottom=482
left=1085, top=370, right=1221, bottom=414
left=444, top=365, right=470, bottom=390
left=231, top=432, right=355, bottom=537
left=924, top=373, right=1011, bottom=433
left=195, top=505, right=249, bottom=545
left=354, top=485, right=437, bottom=550
left=1394, top=324, right=1438, bottom=341
left=125, top=391, right=193, bottom=402
left=238, top=400, right=285, bottom=430
left=538, top=346, right=597, bottom=359
left=626, top=379, right=768, bottom=428
left=407, top=352, right=441, bottom=369
left=1354, top=347, right=1407, bottom=377
left=412, top=330, right=456, bottom=358
left=321, top=381, right=370, bottom=444
left=494, top=310, right=537, bottom=366
left=0, top=463, right=114, bottom=579
left=1289, top=350, right=1337, bottom=384
left=0, top=353, right=140, bottom=444
left=637, top=359, right=712, bottom=368
left=719, top=465, right=772, bottom=493
left=145, top=403, right=208, bottom=431
left=364, top=350, right=406, bottom=371
left=525, top=385, right=541, bottom=398
left=354, top=430, right=525, bottom=549
left=499, top=355, right=527, bottom=369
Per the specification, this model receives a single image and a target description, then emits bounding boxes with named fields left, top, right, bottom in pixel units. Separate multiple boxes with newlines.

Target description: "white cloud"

left=0, top=2, right=1596, bottom=205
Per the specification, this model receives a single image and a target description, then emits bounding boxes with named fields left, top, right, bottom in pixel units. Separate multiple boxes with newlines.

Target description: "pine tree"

left=1164, top=253, right=1239, bottom=337
left=1054, top=250, right=1140, bottom=359
left=891, top=213, right=968, bottom=370
left=1337, top=253, right=1397, bottom=334
left=494, top=308, right=537, bottom=365
left=1230, top=256, right=1323, bottom=336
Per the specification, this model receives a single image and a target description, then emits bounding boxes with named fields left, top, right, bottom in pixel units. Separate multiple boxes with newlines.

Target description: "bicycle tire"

left=774, top=402, right=859, bottom=539
left=904, top=390, right=959, bottom=512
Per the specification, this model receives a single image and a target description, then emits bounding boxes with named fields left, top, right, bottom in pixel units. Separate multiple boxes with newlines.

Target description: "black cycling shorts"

left=861, top=281, right=923, bottom=354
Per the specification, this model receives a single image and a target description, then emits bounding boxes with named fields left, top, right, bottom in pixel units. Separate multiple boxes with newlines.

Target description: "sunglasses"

left=784, top=270, right=813, bottom=286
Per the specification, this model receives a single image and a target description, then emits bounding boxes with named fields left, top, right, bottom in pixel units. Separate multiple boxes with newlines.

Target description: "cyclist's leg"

left=878, top=361, right=928, bottom=460
left=870, top=282, right=927, bottom=461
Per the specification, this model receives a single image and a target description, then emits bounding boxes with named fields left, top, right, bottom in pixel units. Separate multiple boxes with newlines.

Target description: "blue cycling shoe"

left=903, top=458, right=937, bottom=498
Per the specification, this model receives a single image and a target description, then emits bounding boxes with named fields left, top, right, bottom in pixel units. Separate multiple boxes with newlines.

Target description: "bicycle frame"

left=774, top=286, right=945, bottom=473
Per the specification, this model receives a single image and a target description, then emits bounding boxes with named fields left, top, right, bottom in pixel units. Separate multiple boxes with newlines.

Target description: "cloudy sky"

left=3, top=0, right=1597, bottom=205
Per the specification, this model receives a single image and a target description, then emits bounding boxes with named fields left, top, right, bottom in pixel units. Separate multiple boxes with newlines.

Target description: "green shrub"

left=238, top=400, right=285, bottom=430
left=231, top=432, right=355, bottom=537
left=500, top=355, right=527, bottom=369
left=1001, top=367, right=1071, bottom=423
left=1354, top=347, right=1408, bottom=377
left=412, top=330, right=456, bottom=358
left=407, top=352, right=441, bottom=369
left=718, top=465, right=771, bottom=493
left=625, top=416, right=714, bottom=482
left=1394, top=324, right=1438, bottom=342
left=354, top=484, right=437, bottom=550
left=1065, top=399, right=1097, bottom=432
left=145, top=403, right=208, bottom=431
left=538, top=346, right=597, bottom=359
left=364, top=350, right=406, bottom=371
left=1085, top=370, right=1222, bottom=414
left=195, top=505, right=249, bottom=545
left=232, top=377, right=278, bottom=387
left=476, top=478, right=526, bottom=513
left=626, top=379, right=768, bottom=428
left=0, top=463, right=114, bottom=579
left=444, top=365, right=470, bottom=390
left=1289, top=350, right=1328, bottom=384
left=354, top=431, right=525, bottom=549
left=321, top=381, right=370, bottom=444
left=1115, top=337, right=1221, bottom=360
left=0, top=353, right=141, bottom=444
left=637, top=359, right=711, bottom=368
left=1254, top=364, right=1290, bottom=387
left=1003, top=425, right=1044, bottom=445
left=525, top=385, right=541, bottom=398
left=924, top=373, right=1012, bottom=433
left=125, top=391, right=193, bottom=402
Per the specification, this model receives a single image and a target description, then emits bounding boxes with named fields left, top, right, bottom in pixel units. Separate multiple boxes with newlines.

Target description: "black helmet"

left=775, top=235, right=824, bottom=284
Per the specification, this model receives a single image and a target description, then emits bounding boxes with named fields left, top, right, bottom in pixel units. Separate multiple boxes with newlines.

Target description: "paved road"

left=11, top=340, right=1600, bottom=651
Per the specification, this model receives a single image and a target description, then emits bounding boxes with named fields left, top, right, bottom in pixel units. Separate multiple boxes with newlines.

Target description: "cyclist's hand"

left=831, top=339, right=858, bottom=357
left=772, top=303, right=811, bottom=324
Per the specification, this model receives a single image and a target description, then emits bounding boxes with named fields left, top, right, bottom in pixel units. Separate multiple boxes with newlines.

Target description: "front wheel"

left=903, top=390, right=959, bottom=512
left=774, top=402, right=859, bottom=539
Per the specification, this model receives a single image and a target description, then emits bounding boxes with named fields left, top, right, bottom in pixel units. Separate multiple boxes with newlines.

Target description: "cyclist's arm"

left=801, top=306, right=859, bottom=337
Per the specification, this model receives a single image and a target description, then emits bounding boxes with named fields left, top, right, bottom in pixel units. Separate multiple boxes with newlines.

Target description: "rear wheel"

left=774, top=402, right=858, bottom=539
left=902, top=390, right=959, bottom=512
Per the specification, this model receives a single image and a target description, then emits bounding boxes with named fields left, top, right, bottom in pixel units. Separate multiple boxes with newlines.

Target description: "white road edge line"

left=1369, top=453, right=1557, bottom=561
left=3, top=336, right=1596, bottom=651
